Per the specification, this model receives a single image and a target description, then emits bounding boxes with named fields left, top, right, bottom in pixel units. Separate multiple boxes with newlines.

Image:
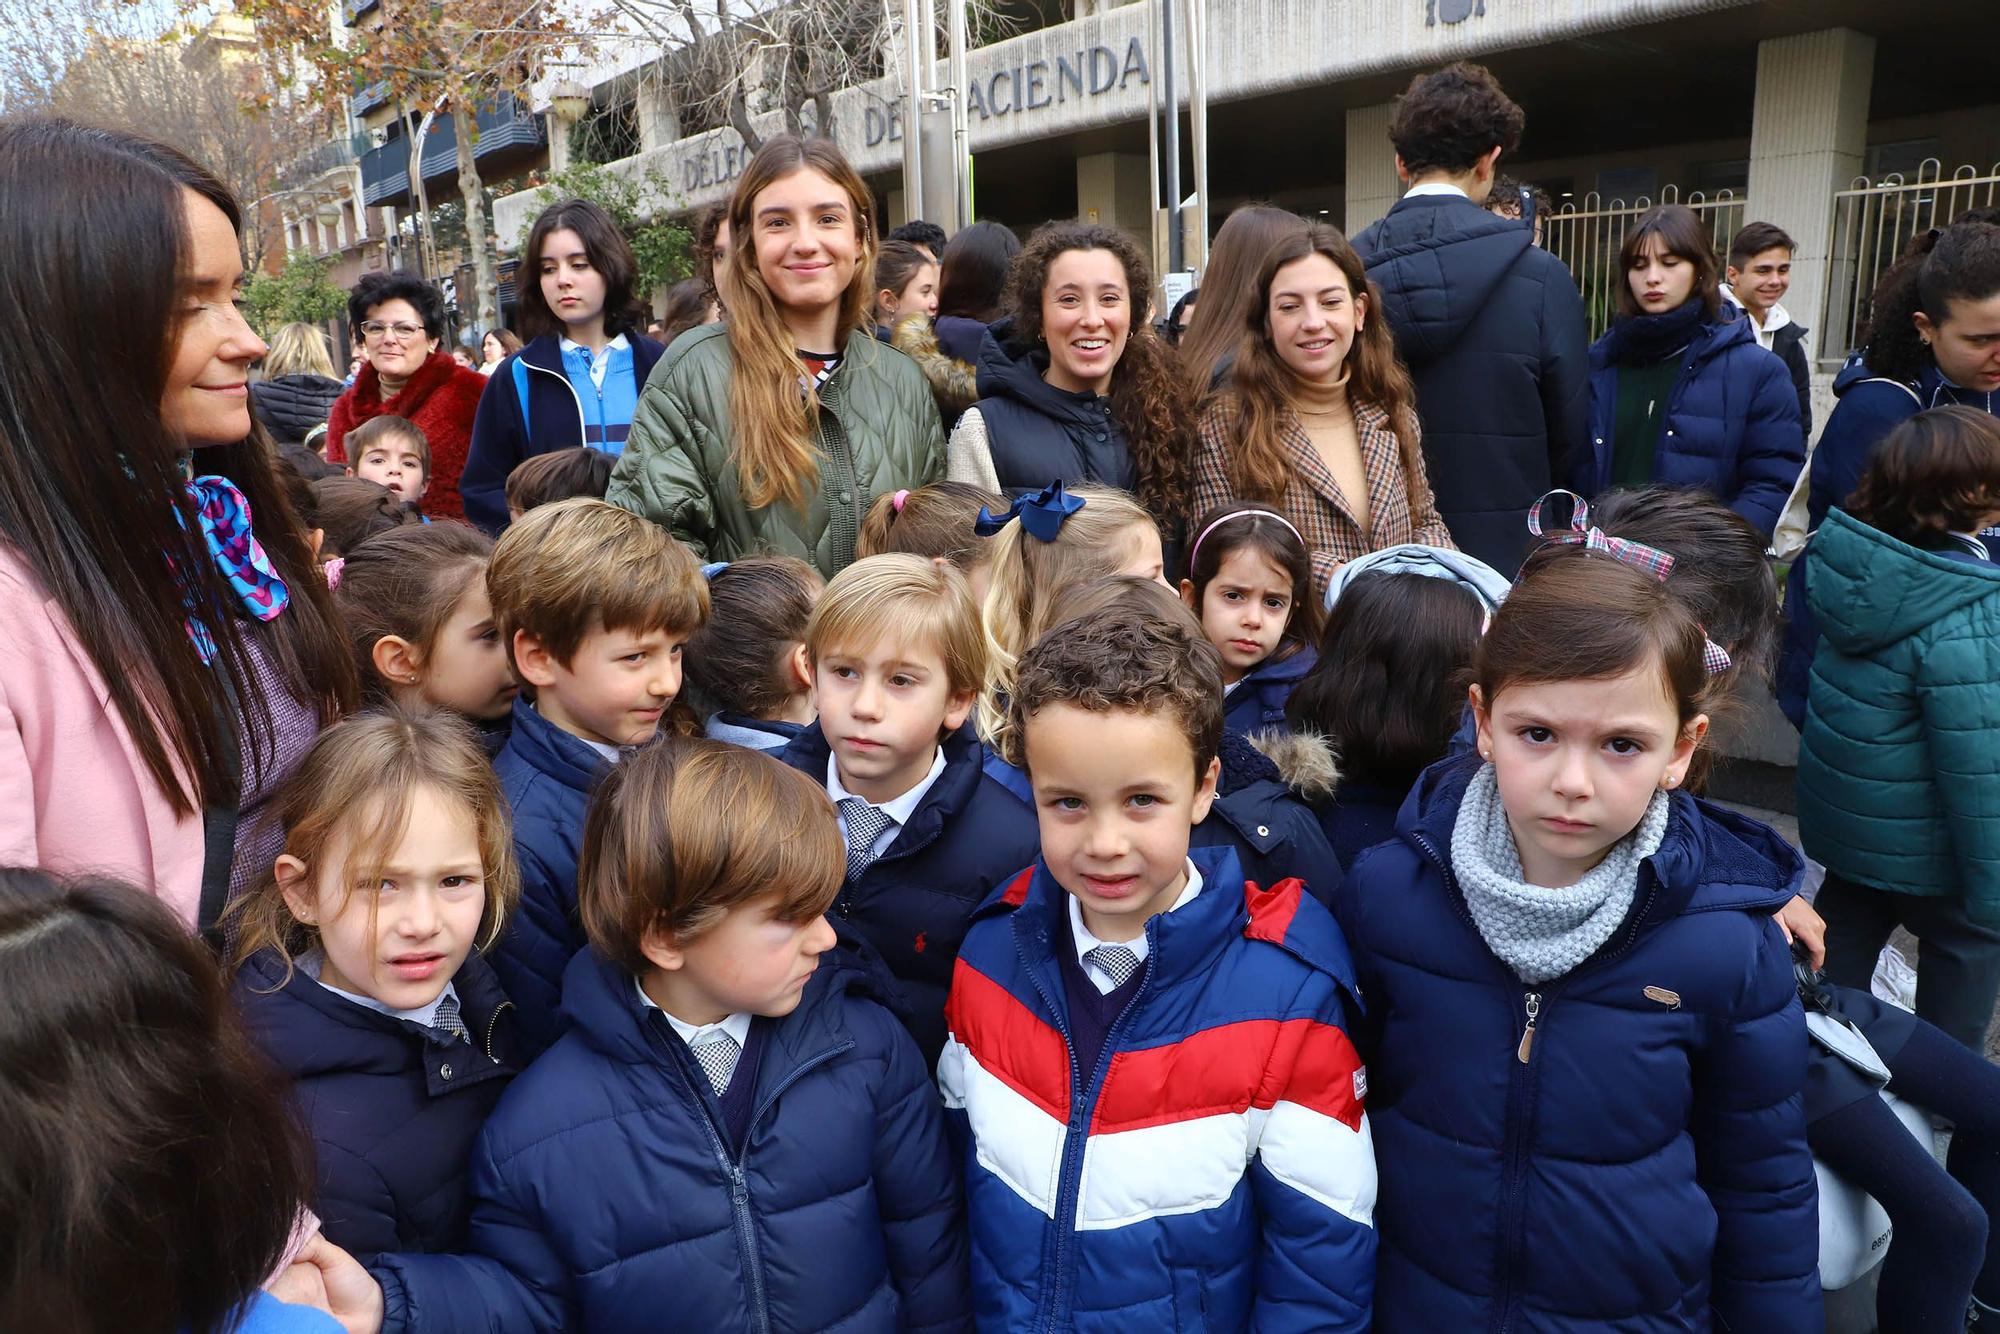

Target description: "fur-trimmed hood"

left=1247, top=728, right=1340, bottom=804
left=891, top=312, right=979, bottom=421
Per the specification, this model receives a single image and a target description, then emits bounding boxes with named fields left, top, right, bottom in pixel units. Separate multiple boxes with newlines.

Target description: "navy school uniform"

left=780, top=721, right=1042, bottom=1067
left=369, top=943, right=972, bottom=1334
left=1334, top=753, right=1820, bottom=1331
left=233, top=948, right=517, bottom=1265
left=1221, top=643, right=1316, bottom=740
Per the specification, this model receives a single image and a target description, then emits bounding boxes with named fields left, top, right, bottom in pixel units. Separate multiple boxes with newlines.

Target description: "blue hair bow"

left=974, top=480, right=1087, bottom=542
left=700, top=561, right=731, bottom=580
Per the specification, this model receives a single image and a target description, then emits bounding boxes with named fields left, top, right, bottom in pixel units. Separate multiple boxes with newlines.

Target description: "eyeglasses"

left=361, top=320, right=425, bottom=343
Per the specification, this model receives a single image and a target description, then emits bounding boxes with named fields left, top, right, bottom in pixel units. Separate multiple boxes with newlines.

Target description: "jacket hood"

left=1720, top=285, right=1797, bottom=339
left=1321, top=542, right=1512, bottom=614
left=973, top=317, right=1111, bottom=426
left=1806, top=507, right=2000, bottom=653
left=1362, top=195, right=1534, bottom=363
left=1245, top=728, right=1340, bottom=803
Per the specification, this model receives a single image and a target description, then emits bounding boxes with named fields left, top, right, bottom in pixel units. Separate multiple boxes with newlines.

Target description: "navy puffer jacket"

left=1586, top=313, right=1804, bottom=536
left=965, top=320, right=1134, bottom=496
left=233, top=948, right=517, bottom=1265
left=778, top=722, right=1042, bottom=1067
left=1335, top=755, right=1820, bottom=1332
left=372, top=944, right=971, bottom=1334
left=1222, top=644, right=1315, bottom=741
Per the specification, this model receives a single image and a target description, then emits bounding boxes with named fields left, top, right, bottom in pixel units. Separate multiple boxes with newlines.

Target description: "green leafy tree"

left=243, top=253, right=347, bottom=333
left=519, top=163, right=694, bottom=299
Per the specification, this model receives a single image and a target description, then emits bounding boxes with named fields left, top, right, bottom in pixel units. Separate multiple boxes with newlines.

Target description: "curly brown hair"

left=1848, top=406, right=2000, bottom=547
left=1388, top=61, right=1524, bottom=177
left=1220, top=222, right=1426, bottom=509
left=1005, top=220, right=1199, bottom=526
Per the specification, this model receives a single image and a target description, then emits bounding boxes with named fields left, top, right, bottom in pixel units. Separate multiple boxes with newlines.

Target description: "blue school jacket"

left=938, top=845, right=1376, bottom=1332
left=371, top=944, right=971, bottom=1334
left=778, top=721, right=1041, bottom=1067
left=233, top=948, right=517, bottom=1265
left=1335, top=754, right=1820, bottom=1332
left=1221, top=644, right=1316, bottom=740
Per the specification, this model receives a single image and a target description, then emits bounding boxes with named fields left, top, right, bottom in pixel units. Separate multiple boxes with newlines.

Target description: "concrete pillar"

left=1344, top=102, right=1399, bottom=235
left=1745, top=28, right=1874, bottom=368
left=547, top=111, right=578, bottom=174
left=1076, top=151, right=1147, bottom=242
left=888, top=186, right=908, bottom=229
left=636, top=84, right=679, bottom=155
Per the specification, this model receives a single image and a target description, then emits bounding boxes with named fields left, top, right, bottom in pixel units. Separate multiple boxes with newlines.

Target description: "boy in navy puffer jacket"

left=941, top=605, right=1375, bottom=1333
left=365, top=738, right=970, bottom=1334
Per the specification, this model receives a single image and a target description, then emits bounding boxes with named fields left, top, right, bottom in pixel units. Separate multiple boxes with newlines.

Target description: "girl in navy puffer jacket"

left=1336, top=543, right=1819, bottom=1332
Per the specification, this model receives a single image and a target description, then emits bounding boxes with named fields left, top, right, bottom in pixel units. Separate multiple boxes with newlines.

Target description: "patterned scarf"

left=1451, top=763, right=1670, bottom=983
left=179, top=473, right=290, bottom=662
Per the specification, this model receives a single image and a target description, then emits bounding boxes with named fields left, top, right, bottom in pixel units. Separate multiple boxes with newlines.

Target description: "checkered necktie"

left=839, top=798, right=895, bottom=880
left=690, top=1030, right=741, bottom=1096
left=1085, top=944, right=1141, bottom=991
left=432, top=991, right=469, bottom=1044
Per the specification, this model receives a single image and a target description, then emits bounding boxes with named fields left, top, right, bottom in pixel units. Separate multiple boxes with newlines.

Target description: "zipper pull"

left=1516, top=991, right=1542, bottom=1064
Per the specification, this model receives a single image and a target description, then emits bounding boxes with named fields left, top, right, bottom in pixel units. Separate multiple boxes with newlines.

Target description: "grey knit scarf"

left=1451, top=763, right=1671, bottom=984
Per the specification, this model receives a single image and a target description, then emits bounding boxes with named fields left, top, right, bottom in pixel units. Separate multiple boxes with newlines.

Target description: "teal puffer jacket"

left=607, top=324, right=944, bottom=578
left=1797, top=507, right=2000, bottom=921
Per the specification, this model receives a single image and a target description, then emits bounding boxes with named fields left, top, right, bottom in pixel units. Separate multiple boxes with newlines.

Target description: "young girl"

left=460, top=199, right=667, bottom=535
left=609, top=135, right=944, bottom=579
left=1179, top=501, right=1321, bottom=739
left=975, top=482, right=1165, bottom=751
left=331, top=523, right=518, bottom=731
left=872, top=238, right=938, bottom=337
left=227, top=709, right=521, bottom=1266
left=855, top=480, right=1004, bottom=606
left=1335, top=542, right=1820, bottom=1330
left=684, top=556, right=824, bottom=752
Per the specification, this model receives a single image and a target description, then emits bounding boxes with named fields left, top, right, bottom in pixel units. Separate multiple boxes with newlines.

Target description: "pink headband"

left=1188, top=508, right=1304, bottom=571
left=892, top=489, right=911, bottom=513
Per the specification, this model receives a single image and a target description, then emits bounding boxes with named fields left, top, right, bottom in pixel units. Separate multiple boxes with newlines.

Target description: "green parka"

left=1797, top=507, right=2000, bottom=922
left=607, top=323, right=944, bottom=577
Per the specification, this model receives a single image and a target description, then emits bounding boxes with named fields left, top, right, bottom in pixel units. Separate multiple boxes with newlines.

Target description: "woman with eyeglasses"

left=326, top=271, right=489, bottom=520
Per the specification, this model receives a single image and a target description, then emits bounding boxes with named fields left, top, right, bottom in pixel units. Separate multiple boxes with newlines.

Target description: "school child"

left=353, top=738, right=970, bottom=1333
left=940, top=602, right=1376, bottom=1332
left=331, top=523, right=518, bottom=729
left=226, top=709, right=521, bottom=1266
left=1335, top=541, right=1820, bottom=1329
left=776, top=554, right=1041, bottom=1065
left=344, top=415, right=431, bottom=508
left=311, top=476, right=422, bottom=563
left=486, top=498, right=709, bottom=1057
left=1179, top=501, right=1322, bottom=740
left=502, top=446, right=615, bottom=524
left=683, top=556, right=823, bottom=753
left=855, top=479, right=1005, bottom=607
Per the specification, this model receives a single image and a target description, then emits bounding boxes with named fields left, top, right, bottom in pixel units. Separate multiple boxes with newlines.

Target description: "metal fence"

left=1541, top=187, right=1747, bottom=341
left=1822, top=160, right=2000, bottom=363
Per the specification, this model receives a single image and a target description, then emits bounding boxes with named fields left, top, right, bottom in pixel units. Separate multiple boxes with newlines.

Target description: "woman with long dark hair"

left=1176, top=203, right=1298, bottom=389
left=948, top=221, right=1198, bottom=540
left=0, top=117, right=355, bottom=932
left=1195, top=220, right=1453, bottom=598
left=460, top=197, right=666, bottom=533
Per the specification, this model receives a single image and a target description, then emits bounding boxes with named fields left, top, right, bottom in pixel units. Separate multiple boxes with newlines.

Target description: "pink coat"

left=0, top=544, right=204, bottom=927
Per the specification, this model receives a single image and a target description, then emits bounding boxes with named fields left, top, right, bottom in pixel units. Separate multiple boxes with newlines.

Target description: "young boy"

left=779, top=553, right=1040, bottom=1066
left=939, top=604, right=1376, bottom=1332
left=487, top=497, right=708, bottom=1056
left=1725, top=220, right=1814, bottom=437
left=344, top=414, right=432, bottom=507
left=360, top=739, right=970, bottom=1332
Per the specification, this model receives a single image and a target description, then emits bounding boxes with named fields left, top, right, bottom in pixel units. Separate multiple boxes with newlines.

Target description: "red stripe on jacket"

left=944, top=958, right=1072, bottom=1122
left=1091, top=1017, right=1366, bottom=1135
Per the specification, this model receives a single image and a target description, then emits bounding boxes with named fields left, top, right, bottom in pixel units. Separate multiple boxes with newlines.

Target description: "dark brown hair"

left=1480, top=545, right=1715, bottom=728
left=504, top=446, right=616, bottom=514
left=1388, top=61, right=1525, bottom=177
left=1183, top=501, right=1321, bottom=663
left=656, top=278, right=713, bottom=346
left=347, top=269, right=445, bottom=339
left=0, top=867, right=311, bottom=1333
left=520, top=197, right=644, bottom=339
left=694, top=200, right=730, bottom=304
left=857, top=479, right=1002, bottom=569
left=1727, top=221, right=1796, bottom=270
left=1860, top=218, right=2000, bottom=383
left=311, top=475, right=422, bottom=558
left=936, top=219, right=1020, bottom=323
left=684, top=556, right=823, bottom=719
left=1288, top=571, right=1484, bottom=788
left=1042, top=572, right=1201, bottom=639
left=578, top=736, right=843, bottom=974
left=333, top=521, right=495, bottom=702
left=345, top=413, right=431, bottom=476
left=1008, top=602, right=1224, bottom=779
left=1847, top=406, right=2000, bottom=548
left=1617, top=205, right=1723, bottom=321
left=874, top=238, right=934, bottom=309
left=1008, top=220, right=1200, bottom=524
left=1178, top=204, right=1299, bottom=390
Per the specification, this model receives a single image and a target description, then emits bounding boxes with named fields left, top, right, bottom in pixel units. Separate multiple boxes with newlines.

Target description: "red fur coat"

left=327, top=351, right=491, bottom=521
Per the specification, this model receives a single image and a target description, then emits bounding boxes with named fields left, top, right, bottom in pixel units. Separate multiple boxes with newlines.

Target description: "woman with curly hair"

left=1196, top=220, right=1453, bottom=598
left=946, top=220, right=1198, bottom=543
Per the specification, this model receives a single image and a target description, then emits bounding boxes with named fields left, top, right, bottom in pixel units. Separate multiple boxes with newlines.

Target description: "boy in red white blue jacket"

left=938, top=603, right=1376, bottom=1333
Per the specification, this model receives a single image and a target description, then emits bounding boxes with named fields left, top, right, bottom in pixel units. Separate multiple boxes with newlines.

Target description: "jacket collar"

left=353, top=349, right=459, bottom=417
left=780, top=721, right=986, bottom=862
left=503, top=694, right=612, bottom=791
left=520, top=330, right=665, bottom=380
left=973, top=317, right=1113, bottom=425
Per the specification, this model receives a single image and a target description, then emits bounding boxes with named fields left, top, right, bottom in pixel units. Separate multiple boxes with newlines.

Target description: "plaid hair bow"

left=1526, top=490, right=1733, bottom=677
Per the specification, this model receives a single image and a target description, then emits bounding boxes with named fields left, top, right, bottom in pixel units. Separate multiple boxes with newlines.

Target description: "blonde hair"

left=579, top=736, right=843, bottom=975
left=977, top=484, right=1158, bottom=748
left=807, top=553, right=985, bottom=697
left=722, top=135, right=879, bottom=512
left=487, top=498, right=709, bottom=674
left=225, top=708, right=520, bottom=982
left=262, top=322, right=336, bottom=379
